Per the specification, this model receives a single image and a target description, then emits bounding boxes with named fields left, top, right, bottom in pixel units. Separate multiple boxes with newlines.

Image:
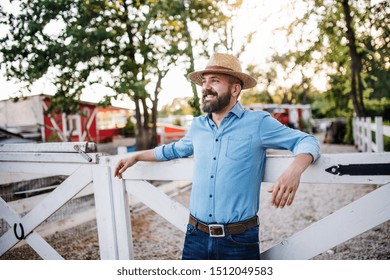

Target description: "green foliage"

left=46, top=132, right=61, bottom=142
left=384, top=136, right=390, bottom=152
left=159, top=97, right=193, bottom=117
left=364, top=98, right=390, bottom=118
left=343, top=114, right=354, bottom=145
left=381, top=121, right=390, bottom=151
left=240, top=90, right=274, bottom=105
left=121, top=116, right=136, bottom=137
left=257, top=0, right=389, bottom=123
left=2, top=0, right=387, bottom=147
left=172, top=117, right=182, bottom=126
left=0, top=0, right=234, bottom=147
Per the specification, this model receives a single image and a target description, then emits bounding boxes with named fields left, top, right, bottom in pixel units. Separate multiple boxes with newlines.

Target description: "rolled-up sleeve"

left=292, top=137, right=320, bottom=162
left=154, top=130, right=194, bottom=161
left=260, top=114, right=320, bottom=162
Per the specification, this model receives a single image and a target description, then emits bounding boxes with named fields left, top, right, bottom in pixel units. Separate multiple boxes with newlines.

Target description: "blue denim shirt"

left=154, top=102, right=320, bottom=224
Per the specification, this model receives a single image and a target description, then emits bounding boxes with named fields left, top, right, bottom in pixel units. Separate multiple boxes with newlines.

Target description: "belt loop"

left=223, top=224, right=229, bottom=236
left=191, top=215, right=199, bottom=230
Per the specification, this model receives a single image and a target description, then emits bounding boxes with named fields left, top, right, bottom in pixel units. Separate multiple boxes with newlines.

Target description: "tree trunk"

left=135, top=128, right=151, bottom=150
left=133, top=96, right=152, bottom=150
left=300, top=71, right=308, bottom=104
left=135, top=91, right=154, bottom=150
left=342, top=0, right=365, bottom=117
left=134, top=96, right=146, bottom=150
left=182, top=2, right=201, bottom=117
left=150, top=74, right=163, bottom=148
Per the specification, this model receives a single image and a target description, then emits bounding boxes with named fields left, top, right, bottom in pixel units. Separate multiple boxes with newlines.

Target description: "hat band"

left=205, top=65, right=234, bottom=71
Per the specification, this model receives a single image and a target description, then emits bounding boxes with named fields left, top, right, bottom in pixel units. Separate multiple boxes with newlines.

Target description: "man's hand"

left=114, top=156, right=137, bottom=179
left=114, top=149, right=157, bottom=179
left=268, top=153, right=313, bottom=208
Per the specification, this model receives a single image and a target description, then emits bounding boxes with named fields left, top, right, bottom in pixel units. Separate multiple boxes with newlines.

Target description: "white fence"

left=353, top=116, right=390, bottom=152
left=0, top=142, right=101, bottom=259
left=1, top=142, right=390, bottom=260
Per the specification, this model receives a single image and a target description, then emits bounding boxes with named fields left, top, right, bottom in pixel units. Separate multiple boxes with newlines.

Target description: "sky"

left=1, top=0, right=383, bottom=110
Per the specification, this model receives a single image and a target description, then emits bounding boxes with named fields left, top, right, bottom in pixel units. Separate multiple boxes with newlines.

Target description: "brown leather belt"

left=189, top=215, right=259, bottom=237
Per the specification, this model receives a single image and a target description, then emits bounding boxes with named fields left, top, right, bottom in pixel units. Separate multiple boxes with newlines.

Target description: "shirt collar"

left=206, top=102, right=245, bottom=120
left=229, top=102, right=245, bottom=118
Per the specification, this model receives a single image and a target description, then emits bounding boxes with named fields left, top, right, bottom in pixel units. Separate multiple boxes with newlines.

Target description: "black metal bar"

left=325, top=163, right=390, bottom=176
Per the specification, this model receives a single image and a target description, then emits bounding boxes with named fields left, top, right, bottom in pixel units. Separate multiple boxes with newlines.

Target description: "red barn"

left=0, top=94, right=132, bottom=143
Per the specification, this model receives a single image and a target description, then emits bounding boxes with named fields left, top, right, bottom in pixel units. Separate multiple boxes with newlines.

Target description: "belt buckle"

left=208, top=224, right=225, bottom=237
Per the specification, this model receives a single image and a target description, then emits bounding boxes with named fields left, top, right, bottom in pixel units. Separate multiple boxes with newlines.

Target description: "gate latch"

left=74, top=145, right=93, bottom=162
left=325, top=163, right=390, bottom=176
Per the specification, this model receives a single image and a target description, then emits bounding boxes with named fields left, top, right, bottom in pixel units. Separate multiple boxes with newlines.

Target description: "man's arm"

left=114, top=149, right=156, bottom=179
left=268, top=153, right=313, bottom=208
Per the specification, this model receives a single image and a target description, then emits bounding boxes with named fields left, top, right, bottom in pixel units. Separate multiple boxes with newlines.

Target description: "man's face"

left=201, top=73, right=233, bottom=114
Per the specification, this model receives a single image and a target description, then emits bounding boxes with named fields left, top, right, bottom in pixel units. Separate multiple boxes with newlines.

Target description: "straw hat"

left=187, top=53, right=257, bottom=89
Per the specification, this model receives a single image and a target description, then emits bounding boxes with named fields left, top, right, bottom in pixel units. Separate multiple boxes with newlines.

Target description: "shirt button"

left=209, top=214, right=212, bottom=217
left=213, top=157, right=216, bottom=160
left=209, top=194, right=213, bottom=198
left=215, top=139, right=219, bottom=142
left=211, top=175, right=214, bottom=178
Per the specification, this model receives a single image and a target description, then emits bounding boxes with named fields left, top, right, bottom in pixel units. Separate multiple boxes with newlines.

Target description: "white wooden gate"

left=1, top=142, right=389, bottom=260
left=0, top=142, right=100, bottom=259
left=95, top=152, right=390, bottom=260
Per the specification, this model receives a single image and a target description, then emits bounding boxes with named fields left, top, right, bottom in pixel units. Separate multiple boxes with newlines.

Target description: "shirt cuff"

left=294, top=143, right=320, bottom=162
left=154, top=145, right=169, bottom=161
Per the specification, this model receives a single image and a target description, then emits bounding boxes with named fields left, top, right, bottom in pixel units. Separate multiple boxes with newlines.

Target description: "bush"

left=173, top=117, right=182, bottom=126
left=383, top=135, right=390, bottom=152
left=121, top=117, right=136, bottom=137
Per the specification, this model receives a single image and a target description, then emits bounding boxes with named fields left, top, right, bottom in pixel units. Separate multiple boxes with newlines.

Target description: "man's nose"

left=202, top=81, right=211, bottom=91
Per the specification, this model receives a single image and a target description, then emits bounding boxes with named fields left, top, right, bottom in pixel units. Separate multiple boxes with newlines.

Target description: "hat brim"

left=187, top=69, right=257, bottom=90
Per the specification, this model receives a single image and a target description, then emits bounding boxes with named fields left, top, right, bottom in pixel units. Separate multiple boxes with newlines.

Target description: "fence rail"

left=353, top=116, right=390, bottom=152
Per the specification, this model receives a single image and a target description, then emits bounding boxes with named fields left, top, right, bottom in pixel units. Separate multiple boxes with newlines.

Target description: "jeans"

left=182, top=223, right=260, bottom=260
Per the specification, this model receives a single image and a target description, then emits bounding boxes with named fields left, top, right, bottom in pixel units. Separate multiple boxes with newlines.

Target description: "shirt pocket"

left=225, top=135, right=252, bottom=160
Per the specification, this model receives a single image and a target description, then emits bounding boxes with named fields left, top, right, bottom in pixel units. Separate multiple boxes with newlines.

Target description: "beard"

left=201, top=87, right=232, bottom=113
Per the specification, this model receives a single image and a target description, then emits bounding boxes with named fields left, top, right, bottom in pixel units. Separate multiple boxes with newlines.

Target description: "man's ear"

left=231, top=83, right=242, bottom=97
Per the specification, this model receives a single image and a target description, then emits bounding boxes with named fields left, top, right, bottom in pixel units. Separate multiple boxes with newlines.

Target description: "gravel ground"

left=1, top=137, right=389, bottom=260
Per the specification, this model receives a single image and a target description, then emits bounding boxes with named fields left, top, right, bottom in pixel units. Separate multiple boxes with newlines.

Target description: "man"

left=114, top=53, right=320, bottom=260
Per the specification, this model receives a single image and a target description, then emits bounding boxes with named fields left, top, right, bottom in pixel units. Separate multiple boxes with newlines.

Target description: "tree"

left=0, top=0, right=237, bottom=149
left=159, top=96, right=193, bottom=117
left=341, top=0, right=365, bottom=117
left=265, top=0, right=389, bottom=118
left=181, top=0, right=234, bottom=117
left=0, top=0, right=188, bottom=149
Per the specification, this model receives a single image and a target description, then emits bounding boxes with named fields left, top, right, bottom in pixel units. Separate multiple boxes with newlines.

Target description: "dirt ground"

left=1, top=135, right=389, bottom=260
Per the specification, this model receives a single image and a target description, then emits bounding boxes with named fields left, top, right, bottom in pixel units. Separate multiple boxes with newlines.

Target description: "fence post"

left=375, top=117, right=384, bottom=153
left=357, top=117, right=363, bottom=151
left=352, top=117, right=357, bottom=147
left=93, top=156, right=134, bottom=260
left=111, top=177, right=134, bottom=259
left=92, top=163, right=119, bottom=260
left=365, top=117, right=372, bottom=153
